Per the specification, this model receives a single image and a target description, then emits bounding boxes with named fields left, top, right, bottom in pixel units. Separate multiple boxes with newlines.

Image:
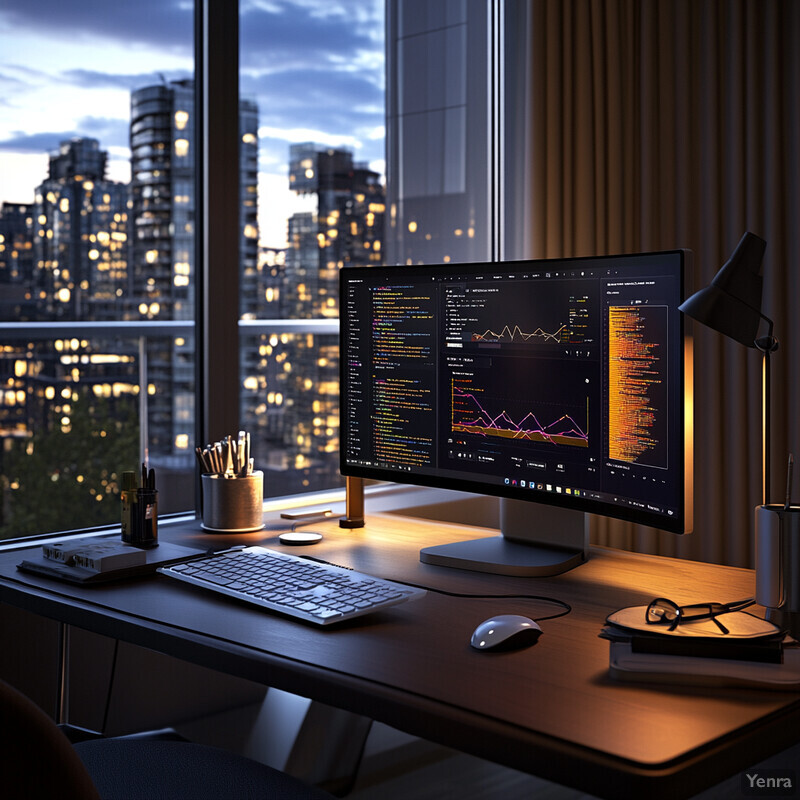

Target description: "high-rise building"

left=239, top=99, right=261, bottom=319
left=130, top=81, right=195, bottom=322
left=286, top=143, right=384, bottom=319
left=248, top=143, right=385, bottom=494
left=129, top=80, right=259, bottom=470
left=130, top=80, right=259, bottom=321
left=0, top=202, right=35, bottom=320
left=33, top=138, right=130, bottom=321
left=385, top=1, right=490, bottom=264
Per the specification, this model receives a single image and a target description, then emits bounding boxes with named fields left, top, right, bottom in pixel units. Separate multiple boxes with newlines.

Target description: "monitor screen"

left=340, top=252, right=693, bottom=570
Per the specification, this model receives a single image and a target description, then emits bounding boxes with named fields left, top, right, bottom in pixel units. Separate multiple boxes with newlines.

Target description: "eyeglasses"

left=645, top=597, right=755, bottom=634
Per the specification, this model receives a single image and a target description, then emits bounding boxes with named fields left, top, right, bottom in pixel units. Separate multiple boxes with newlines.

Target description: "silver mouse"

left=470, top=614, right=542, bottom=651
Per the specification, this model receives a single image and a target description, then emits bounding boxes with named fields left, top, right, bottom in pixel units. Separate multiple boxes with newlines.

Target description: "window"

left=0, top=3, right=195, bottom=538
left=0, top=0, right=516, bottom=542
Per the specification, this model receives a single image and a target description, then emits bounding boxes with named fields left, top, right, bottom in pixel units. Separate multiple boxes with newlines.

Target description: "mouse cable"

left=295, top=553, right=572, bottom=621
left=394, top=581, right=571, bottom=621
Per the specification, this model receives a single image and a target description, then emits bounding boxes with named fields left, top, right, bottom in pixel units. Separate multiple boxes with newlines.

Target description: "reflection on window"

left=386, top=0, right=490, bottom=265
left=242, top=331, right=340, bottom=495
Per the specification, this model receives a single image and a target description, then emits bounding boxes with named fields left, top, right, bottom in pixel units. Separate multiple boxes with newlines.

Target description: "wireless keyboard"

left=158, top=545, right=425, bottom=625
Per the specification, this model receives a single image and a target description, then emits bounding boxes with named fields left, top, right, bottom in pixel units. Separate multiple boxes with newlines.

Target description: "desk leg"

left=56, top=622, right=70, bottom=725
left=285, top=702, right=373, bottom=795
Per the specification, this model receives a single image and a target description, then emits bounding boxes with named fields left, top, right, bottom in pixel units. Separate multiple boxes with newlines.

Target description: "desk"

left=0, top=495, right=798, bottom=799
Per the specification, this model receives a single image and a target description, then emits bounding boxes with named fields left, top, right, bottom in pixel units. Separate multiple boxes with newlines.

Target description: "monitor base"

left=420, top=535, right=586, bottom=577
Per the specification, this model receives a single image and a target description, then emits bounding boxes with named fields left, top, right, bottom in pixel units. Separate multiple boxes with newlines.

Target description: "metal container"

left=756, top=503, right=800, bottom=638
left=201, top=471, right=264, bottom=532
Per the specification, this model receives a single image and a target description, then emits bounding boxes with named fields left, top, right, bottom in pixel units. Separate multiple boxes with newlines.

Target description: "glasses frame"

left=645, top=597, right=755, bottom=635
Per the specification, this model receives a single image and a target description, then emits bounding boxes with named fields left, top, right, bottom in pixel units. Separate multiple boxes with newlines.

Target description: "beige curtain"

left=524, top=0, right=800, bottom=567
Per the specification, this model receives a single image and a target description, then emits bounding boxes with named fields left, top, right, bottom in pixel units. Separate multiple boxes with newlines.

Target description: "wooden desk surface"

left=1, top=501, right=798, bottom=799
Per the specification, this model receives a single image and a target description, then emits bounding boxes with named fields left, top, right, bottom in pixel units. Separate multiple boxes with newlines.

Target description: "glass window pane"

left=239, top=0, right=386, bottom=499
left=386, top=0, right=490, bottom=265
left=0, top=3, right=195, bottom=540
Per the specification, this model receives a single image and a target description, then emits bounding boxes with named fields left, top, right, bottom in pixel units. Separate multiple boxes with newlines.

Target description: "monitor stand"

left=419, top=499, right=588, bottom=577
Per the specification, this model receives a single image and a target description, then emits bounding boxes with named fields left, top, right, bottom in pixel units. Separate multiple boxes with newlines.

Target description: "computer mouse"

left=470, top=615, right=542, bottom=652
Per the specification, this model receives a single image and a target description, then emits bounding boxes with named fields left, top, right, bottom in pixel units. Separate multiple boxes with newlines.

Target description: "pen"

left=197, top=431, right=255, bottom=478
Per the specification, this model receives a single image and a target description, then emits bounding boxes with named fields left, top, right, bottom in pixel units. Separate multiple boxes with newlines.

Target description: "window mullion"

left=196, top=0, right=241, bottom=458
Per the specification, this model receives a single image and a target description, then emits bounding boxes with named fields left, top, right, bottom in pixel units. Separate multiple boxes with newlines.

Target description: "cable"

left=295, top=553, right=572, bottom=621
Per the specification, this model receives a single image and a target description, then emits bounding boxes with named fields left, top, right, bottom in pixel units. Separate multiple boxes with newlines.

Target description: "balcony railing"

left=0, top=318, right=343, bottom=539
left=0, top=319, right=340, bottom=338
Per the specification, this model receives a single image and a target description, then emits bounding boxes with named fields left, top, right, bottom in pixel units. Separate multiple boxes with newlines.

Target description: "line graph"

left=451, top=383, right=589, bottom=448
left=470, top=323, right=568, bottom=344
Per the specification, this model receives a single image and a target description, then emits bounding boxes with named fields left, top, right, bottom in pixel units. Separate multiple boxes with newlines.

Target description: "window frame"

left=195, top=0, right=240, bottom=454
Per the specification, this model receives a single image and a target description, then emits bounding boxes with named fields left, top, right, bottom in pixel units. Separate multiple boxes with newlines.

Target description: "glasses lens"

left=646, top=598, right=679, bottom=624
left=680, top=602, right=724, bottom=621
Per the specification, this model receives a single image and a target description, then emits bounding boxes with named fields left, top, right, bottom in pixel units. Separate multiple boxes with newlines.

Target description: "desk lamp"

left=679, top=232, right=799, bottom=637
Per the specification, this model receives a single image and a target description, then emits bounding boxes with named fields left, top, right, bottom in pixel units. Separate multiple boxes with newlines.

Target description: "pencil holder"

left=121, top=470, right=158, bottom=548
left=756, top=504, right=800, bottom=640
left=201, top=471, right=264, bottom=532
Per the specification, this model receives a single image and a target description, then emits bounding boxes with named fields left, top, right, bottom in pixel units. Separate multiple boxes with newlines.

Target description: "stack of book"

left=601, top=605, right=800, bottom=690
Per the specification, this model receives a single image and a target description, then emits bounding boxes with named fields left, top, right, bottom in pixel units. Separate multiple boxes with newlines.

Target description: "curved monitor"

left=339, top=252, right=693, bottom=575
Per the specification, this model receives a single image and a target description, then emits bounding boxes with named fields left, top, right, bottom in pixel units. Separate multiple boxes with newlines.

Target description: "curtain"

left=518, top=0, right=800, bottom=567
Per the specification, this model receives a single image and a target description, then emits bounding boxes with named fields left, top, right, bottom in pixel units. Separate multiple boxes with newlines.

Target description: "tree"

left=0, top=389, right=139, bottom=539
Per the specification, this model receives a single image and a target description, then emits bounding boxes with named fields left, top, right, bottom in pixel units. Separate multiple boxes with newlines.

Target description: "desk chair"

left=0, top=678, right=333, bottom=800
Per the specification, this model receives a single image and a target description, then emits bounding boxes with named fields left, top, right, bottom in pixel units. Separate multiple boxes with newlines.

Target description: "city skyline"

left=0, top=0, right=385, bottom=248
left=0, top=90, right=388, bottom=535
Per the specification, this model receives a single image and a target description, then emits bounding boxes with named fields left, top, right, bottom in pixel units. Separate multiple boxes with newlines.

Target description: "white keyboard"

left=158, top=545, right=425, bottom=625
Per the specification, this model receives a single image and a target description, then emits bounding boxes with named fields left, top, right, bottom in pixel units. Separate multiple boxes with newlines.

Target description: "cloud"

left=0, top=0, right=383, bottom=63
left=0, top=71, right=26, bottom=87
left=240, top=0, right=382, bottom=71
left=243, top=67, right=382, bottom=131
left=0, top=131, right=77, bottom=154
left=0, top=63, right=48, bottom=81
left=0, top=0, right=193, bottom=53
left=63, top=69, right=192, bottom=92
left=0, top=116, right=129, bottom=155
left=75, top=116, right=130, bottom=148
left=0, top=0, right=386, bottom=207
left=0, top=63, right=51, bottom=105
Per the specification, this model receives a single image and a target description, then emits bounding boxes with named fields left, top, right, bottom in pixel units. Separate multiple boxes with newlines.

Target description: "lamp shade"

left=679, top=232, right=767, bottom=347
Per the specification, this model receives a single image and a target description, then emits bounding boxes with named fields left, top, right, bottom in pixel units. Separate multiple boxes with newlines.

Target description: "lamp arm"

left=754, top=311, right=779, bottom=354
left=753, top=313, right=778, bottom=507
left=761, top=348, right=771, bottom=506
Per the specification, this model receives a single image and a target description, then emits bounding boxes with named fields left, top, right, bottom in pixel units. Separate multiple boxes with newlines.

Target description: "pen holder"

left=755, top=504, right=800, bottom=638
left=201, top=471, right=264, bottom=532
left=121, top=488, right=158, bottom=548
